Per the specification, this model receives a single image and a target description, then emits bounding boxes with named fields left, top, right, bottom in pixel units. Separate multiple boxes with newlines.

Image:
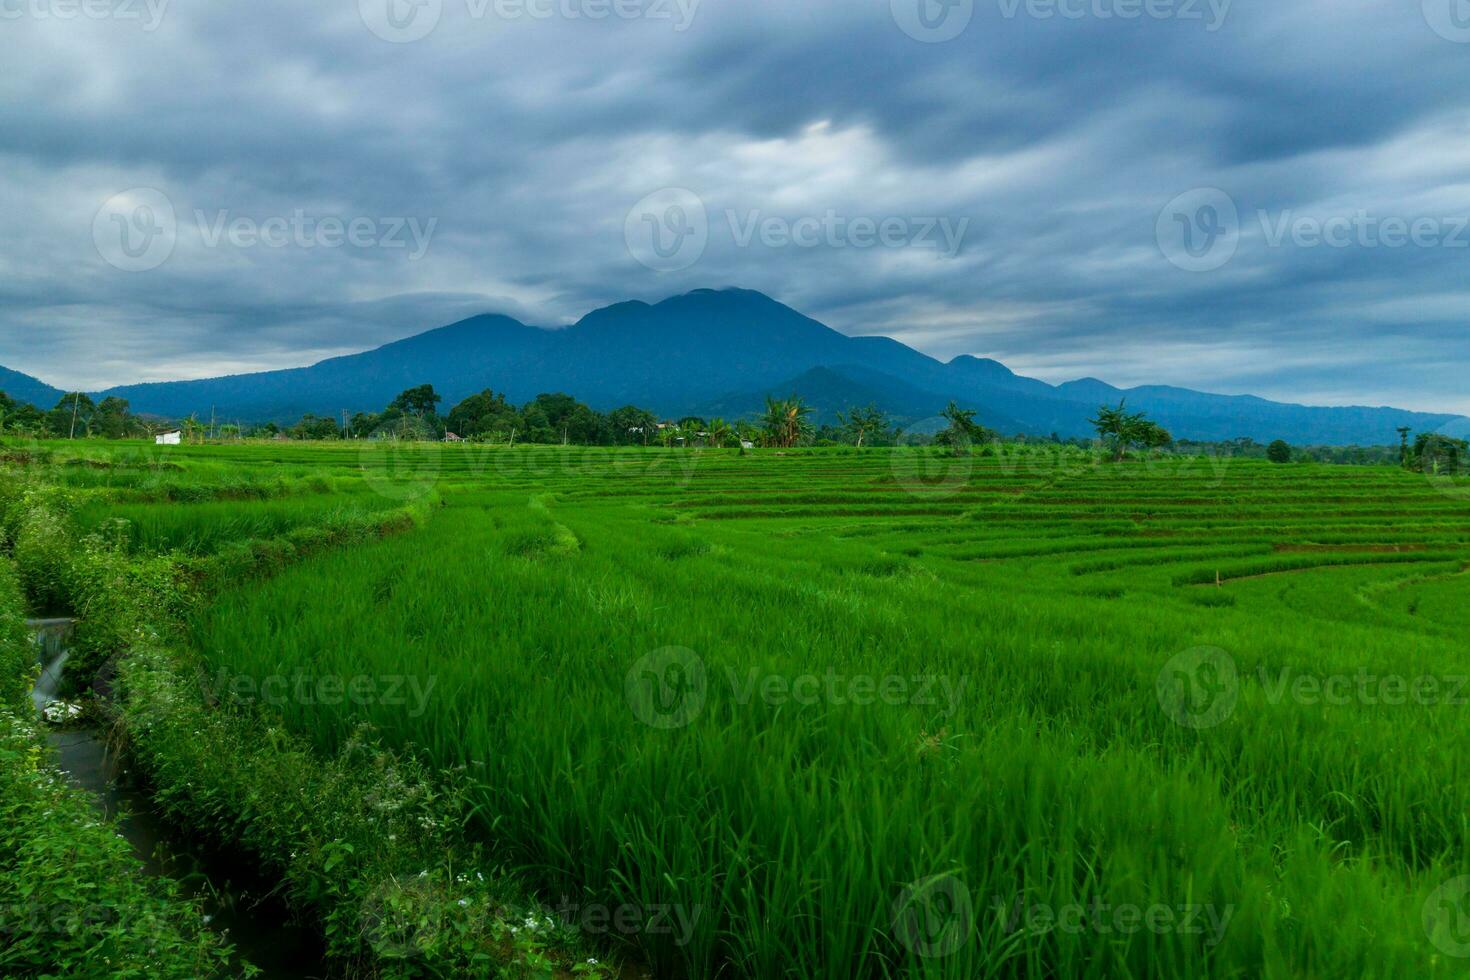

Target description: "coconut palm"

left=707, top=418, right=735, bottom=448
left=761, top=396, right=814, bottom=449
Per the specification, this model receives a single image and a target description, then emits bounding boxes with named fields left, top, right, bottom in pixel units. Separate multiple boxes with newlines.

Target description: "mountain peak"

left=948, top=355, right=1017, bottom=376
left=0, top=289, right=1461, bottom=444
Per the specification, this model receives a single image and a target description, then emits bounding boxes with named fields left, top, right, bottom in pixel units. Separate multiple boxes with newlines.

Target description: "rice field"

left=76, top=443, right=1470, bottom=975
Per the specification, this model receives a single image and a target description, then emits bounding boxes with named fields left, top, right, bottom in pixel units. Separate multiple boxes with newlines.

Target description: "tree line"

left=1, top=385, right=1463, bottom=471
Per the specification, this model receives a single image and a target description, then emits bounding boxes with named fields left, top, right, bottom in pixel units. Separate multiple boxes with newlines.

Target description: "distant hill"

left=0, top=366, right=62, bottom=409
left=0, top=288, right=1461, bottom=444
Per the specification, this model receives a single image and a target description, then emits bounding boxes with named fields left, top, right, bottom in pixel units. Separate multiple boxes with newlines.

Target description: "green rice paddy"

left=41, top=441, right=1470, bottom=976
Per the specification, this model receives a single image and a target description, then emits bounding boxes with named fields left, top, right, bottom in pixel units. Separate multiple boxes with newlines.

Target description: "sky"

left=2, top=0, right=1469, bottom=414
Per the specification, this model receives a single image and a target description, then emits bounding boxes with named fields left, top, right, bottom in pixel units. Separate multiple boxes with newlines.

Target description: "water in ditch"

left=27, top=619, right=328, bottom=979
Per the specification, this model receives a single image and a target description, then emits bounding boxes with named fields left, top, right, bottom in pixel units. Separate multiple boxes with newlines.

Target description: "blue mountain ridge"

left=1, top=289, right=1461, bottom=444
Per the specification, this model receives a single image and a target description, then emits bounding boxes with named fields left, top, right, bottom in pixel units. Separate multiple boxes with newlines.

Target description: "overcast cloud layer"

left=2, top=0, right=1468, bottom=414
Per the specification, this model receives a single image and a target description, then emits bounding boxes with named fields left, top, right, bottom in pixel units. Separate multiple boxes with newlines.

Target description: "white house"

left=155, top=430, right=182, bottom=446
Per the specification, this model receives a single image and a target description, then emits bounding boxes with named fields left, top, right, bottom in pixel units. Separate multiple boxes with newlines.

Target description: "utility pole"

left=67, top=393, right=80, bottom=440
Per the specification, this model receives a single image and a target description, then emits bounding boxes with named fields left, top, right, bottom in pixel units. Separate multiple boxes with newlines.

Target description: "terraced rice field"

left=110, top=445, right=1470, bottom=976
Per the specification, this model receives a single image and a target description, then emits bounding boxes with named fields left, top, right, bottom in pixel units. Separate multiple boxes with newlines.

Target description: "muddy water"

left=26, top=620, right=328, bottom=979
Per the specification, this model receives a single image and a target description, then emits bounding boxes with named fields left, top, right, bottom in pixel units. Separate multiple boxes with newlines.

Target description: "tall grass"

left=186, top=449, right=1470, bottom=977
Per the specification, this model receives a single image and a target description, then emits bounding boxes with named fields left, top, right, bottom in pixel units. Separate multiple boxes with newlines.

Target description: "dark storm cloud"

left=0, top=0, right=1467, bottom=413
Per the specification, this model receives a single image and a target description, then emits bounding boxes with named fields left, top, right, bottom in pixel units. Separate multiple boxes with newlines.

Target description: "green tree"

left=49, top=393, right=96, bottom=439
left=1267, top=439, right=1292, bottom=464
left=390, top=384, right=442, bottom=419
left=706, top=417, right=735, bottom=448
left=837, top=404, right=890, bottom=448
left=1090, top=401, right=1172, bottom=461
left=607, top=405, right=658, bottom=445
left=760, top=396, right=814, bottom=448
left=447, top=389, right=518, bottom=440
left=1413, top=432, right=1469, bottom=475
left=95, top=396, right=132, bottom=439
left=934, top=401, right=996, bottom=456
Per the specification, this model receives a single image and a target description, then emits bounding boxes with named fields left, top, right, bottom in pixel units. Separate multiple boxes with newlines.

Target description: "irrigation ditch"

left=26, top=617, right=327, bottom=979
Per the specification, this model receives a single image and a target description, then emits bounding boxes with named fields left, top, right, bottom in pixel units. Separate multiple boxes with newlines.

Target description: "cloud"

left=0, top=0, right=1467, bottom=416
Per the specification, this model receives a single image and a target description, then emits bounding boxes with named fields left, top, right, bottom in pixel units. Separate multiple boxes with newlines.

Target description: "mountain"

left=0, top=367, right=63, bottom=409
left=0, top=288, right=1461, bottom=444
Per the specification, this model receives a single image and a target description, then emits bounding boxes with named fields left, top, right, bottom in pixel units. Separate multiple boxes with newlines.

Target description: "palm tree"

left=707, top=418, right=735, bottom=448
left=761, top=396, right=814, bottom=449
